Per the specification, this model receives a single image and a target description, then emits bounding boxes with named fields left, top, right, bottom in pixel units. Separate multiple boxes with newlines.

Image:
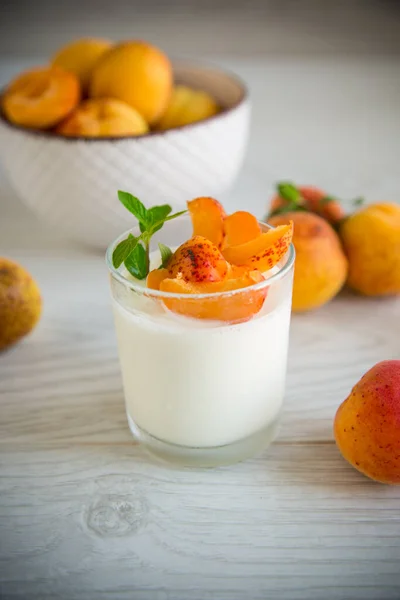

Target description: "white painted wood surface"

left=1, top=57, right=400, bottom=600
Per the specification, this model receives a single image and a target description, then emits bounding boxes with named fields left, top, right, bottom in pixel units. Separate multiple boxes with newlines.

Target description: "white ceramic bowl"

left=0, top=61, right=250, bottom=249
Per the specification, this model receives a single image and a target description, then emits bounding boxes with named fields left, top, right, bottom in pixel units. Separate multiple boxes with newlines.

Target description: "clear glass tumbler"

left=106, top=215, right=295, bottom=467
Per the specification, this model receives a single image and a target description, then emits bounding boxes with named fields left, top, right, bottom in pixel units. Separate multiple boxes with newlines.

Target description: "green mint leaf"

left=118, top=190, right=148, bottom=226
left=319, top=195, right=336, bottom=206
left=164, top=209, right=187, bottom=222
left=112, top=234, right=139, bottom=268
left=124, top=243, right=148, bottom=280
left=353, top=197, right=365, bottom=206
left=115, top=191, right=187, bottom=280
left=276, top=182, right=301, bottom=205
left=158, top=243, right=173, bottom=268
left=147, top=204, right=172, bottom=225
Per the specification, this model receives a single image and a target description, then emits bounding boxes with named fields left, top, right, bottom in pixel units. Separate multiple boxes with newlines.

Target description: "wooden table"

left=1, top=57, right=400, bottom=600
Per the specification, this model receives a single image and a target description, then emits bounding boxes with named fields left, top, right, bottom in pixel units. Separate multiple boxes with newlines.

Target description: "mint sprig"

left=269, top=181, right=307, bottom=217
left=158, top=243, right=173, bottom=269
left=112, top=191, right=186, bottom=280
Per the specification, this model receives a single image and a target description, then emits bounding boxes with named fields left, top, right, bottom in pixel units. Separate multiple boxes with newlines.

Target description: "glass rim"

left=105, top=217, right=295, bottom=300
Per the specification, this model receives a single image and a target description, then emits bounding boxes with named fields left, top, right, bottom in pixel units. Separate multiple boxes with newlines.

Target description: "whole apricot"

left=269, top=183, right=345, bottom=226
left=90, top=41, right=172, bottom=125
left=51, top=37, right=112, bottom=93
left=340, top=202, right=400, bottom=296
left=268, top=212, right=347, bottom=312
left=157, top=85, right=219, bottom=130
left=334, top=360, right=400, bottom=484
left=56, top=98, right=148, bottom=137
left=2, top=66, right=80, bottom=129
left=0, top=258, right=42, bottom=351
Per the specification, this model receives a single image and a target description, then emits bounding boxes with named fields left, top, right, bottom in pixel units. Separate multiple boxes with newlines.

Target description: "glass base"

left=127, top=413, right=281, bottom=468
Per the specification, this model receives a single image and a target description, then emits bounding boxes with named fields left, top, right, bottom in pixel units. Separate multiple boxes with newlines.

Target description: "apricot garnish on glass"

left=2, top=66, right=80, bottom=129
left=223, top=211, right=262, bottom=247
left=222, top=222, right=293, bottom=272
left=159, top=269, right=267, bottom=323
left=187, top=197, right=227, bottom=249
left=167, top=235, right=229, bottom=283
left=146, top=267, right=169, bottom=291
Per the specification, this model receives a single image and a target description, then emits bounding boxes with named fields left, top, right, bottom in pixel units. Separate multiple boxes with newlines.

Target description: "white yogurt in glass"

left=113, top=291, right=291, bottom=448
left=107, top=217, right=295, bottom=464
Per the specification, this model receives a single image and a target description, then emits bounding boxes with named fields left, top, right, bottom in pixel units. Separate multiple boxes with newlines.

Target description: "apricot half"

left=167, top=236, right=229, bottom=283
left=223, top=211, right=262, bottom=247
left=222, top=222, right=293, bottom=272
left=2, top=66, right=80, bottom=129
left=159, top=269, right=267, bottom=323
left=187, top=197, right=227, bottom=249
left=56, top=98, right=148, bottom=137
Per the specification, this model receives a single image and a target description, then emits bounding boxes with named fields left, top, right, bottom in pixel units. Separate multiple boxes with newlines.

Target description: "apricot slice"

left=159, top=269, right=267, bottom=323
left=222, top=222, right=293, bottom=272
left=56, top=98, right=148, bottom=137
left=187, top=197, right=227, bottom=249
left=167, top=236, right=229, bottom=283
left=2, top=66, right=80, bottom=129
left=146, top=268, right=169, bottom=290
left=223, top=211, right=262, bottom=247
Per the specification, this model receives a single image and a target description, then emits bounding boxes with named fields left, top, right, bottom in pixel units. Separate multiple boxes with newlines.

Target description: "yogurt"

left=112, top=260, right=292, bottom=448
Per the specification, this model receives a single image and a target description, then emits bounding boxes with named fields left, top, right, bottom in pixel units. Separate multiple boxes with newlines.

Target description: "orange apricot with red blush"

left=222, top=222, right=293, bottom=273
left=270, top=185, right=345, bottom=226
left=167, top=235, right=229, bottom=283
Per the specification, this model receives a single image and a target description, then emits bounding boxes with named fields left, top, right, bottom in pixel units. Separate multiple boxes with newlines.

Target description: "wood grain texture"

left=1, top=446, right=400, bottom=600
left=1, top=56, right=400, bottom=600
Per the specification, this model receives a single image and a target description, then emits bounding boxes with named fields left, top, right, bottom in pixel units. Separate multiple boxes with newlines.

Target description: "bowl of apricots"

left=0, top=38, right=249, bottom=248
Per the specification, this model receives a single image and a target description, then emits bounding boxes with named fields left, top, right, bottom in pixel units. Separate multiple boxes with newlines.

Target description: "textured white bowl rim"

left=106, top=217, right=295, bottom=300
left=0, top=59, right=249, bottom=142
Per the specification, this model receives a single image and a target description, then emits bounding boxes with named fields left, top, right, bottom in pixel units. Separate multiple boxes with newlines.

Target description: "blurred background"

left=2, top=0, right=400, bottom=58
left=1, top=0, right=400, bottom=246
